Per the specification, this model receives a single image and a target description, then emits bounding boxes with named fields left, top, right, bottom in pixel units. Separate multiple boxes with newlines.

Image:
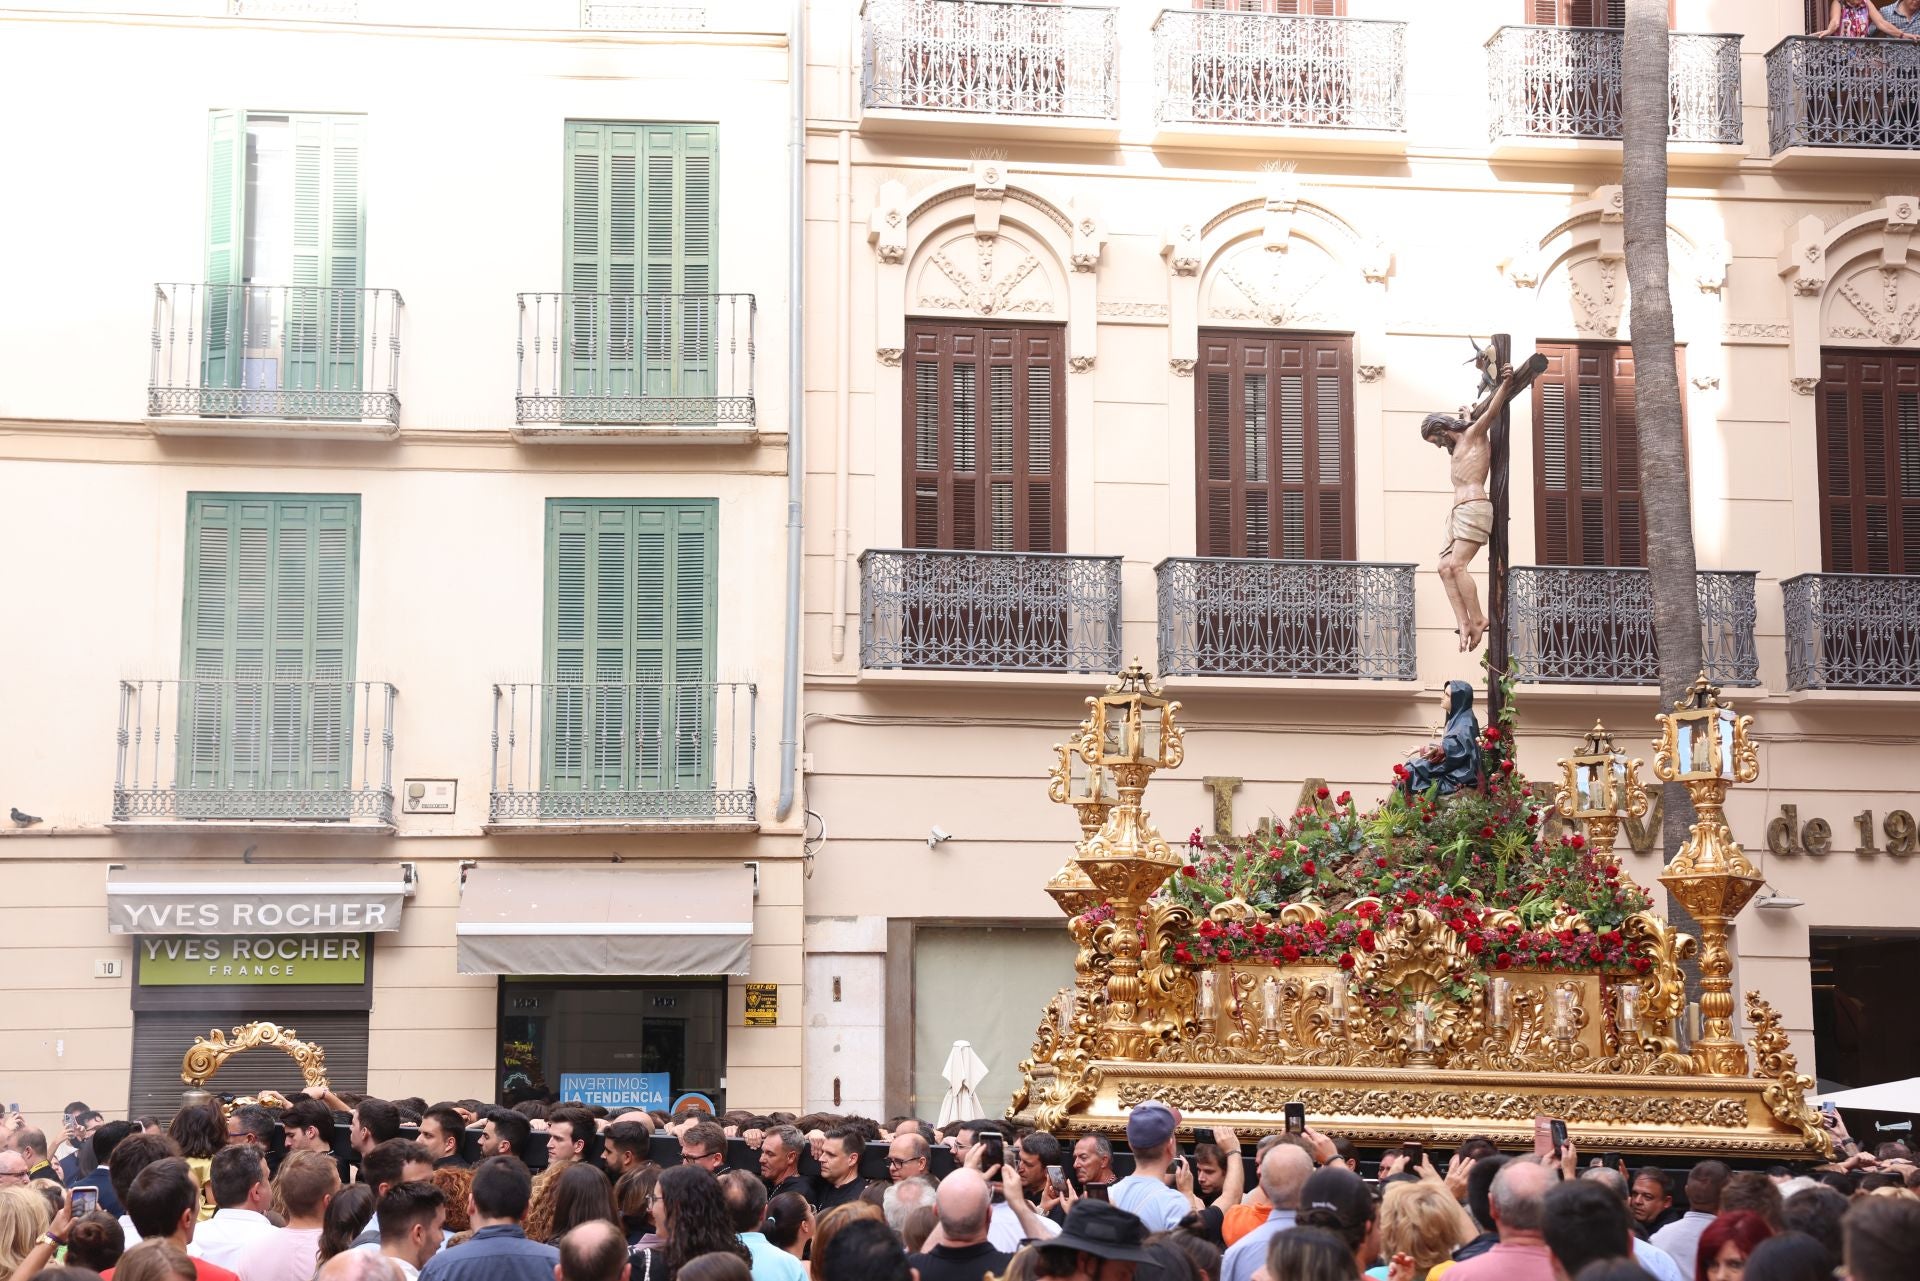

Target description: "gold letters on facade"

left=1015, top=670, right=1832, bottom=1159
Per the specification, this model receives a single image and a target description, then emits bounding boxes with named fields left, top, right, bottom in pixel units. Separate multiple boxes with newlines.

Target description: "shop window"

left=498, top=979, right=725, bottom=1110
left=1812, top=931, right=1920, bottom=1090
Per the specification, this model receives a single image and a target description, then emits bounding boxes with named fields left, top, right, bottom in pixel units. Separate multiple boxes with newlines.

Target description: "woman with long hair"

left=1375, top=1181, right=1478, bottom=1281
left=808, top=1203, right=881, bottom=1281
left=429, top=1167, right=474, bottom=1235
left=617, top=1166, right=664, bottom=1253
left=546, top=1165, right=619, bottom=1243
left=634, top=1165, right=751, bottom=1281
left=761, top=1192, right=812, bottom=1263
left=317, top=1183, right=377, bottom=1267
left=0, top=1186, right=52, bottom=1279
left=1695, top=1212, right=1774, bottom=1281
left=166, top=1102, right=227, bottom=1222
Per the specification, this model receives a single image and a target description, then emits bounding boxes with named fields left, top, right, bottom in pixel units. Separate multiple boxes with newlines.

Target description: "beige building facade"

left=0, top=0, right=806, bottom=1116
left=799, top=0, right=1920, bottom=1117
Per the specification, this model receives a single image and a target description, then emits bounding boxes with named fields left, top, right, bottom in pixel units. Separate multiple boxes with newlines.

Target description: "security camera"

left=928, top=826, right=954, bottom=848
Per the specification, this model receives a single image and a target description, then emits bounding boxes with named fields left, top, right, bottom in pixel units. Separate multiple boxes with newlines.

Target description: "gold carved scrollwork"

left=1111, top=1081, right=1755, bottom=1130
left=1746, top=991, right=1833, bottom=1159
left=180, top=1021, right=330, bottom=1090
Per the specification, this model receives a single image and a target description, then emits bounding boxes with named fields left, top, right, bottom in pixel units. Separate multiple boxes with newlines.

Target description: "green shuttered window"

left=178, top=495, right=361, bottom=811
left=203, top=111, right=366, bottom=395
left=563, top=121, right=718, bottom=401
left=543, top=500, right=718, bottom=800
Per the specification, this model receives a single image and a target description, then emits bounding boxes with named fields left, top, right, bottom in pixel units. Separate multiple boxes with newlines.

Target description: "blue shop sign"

left=558, top=1073, right=670, bottom=1109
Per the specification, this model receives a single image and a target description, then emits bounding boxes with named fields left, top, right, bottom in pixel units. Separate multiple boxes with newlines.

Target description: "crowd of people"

left=1, top=1092, right=1916, bottom=1281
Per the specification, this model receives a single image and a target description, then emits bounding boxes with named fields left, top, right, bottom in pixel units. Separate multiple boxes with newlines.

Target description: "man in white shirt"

left=1105, top=1100, right=1193, bottom=1234
left=376, top=1182, right=447, bottom=1281
left=190, top=1147, right=277, bottom=1270
left=1649, top=1161, right=1728, bottom=1281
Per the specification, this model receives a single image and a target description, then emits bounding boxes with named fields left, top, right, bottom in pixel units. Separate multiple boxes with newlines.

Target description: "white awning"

left=107, top=863, right=412, bottom=935
left=1814, top=1077, right=1920, bottom=1113
left=455, top=864, right=754, bottom=977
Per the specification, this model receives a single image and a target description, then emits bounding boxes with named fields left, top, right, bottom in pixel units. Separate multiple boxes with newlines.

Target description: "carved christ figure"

left=1422, top=362, right=1523, bottom=652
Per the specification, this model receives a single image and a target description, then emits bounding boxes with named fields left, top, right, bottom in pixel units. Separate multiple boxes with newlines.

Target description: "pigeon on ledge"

left=10, top=808, right=42, bottom=826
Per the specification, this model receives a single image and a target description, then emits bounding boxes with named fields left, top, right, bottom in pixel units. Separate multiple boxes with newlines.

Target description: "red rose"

left=1392, top=764, right=1409, bottom=780
left=1570, top=834, right=1587, bottom=849
left=1316, top=785, right=1331, bottom=800
left=1603, top=930, right=1622, bottom=946
left=1338, top=952, right=1357, bottom=970
left=1466, top=934, right=1486, bottom=955
left=1558, top=929, right=1576, bottom=945
left=1375, top=857, right=1388, bottom=869
left=1281, top=945, right=1302, bottom=963
left=1480, top=825, right=1496, bottom=839
left=1307, top=920, right=1328, bottom=939
left=1495, top=952, right=1513, bottom=970
left=1218, top=947, right=1233, bottom=962
left=1500, top=759, right=1515, bottom=773
left=1525, top=812, right=1538, bottom=826
left=1181, top=864, right=1198, bottom=878
left=1174, top=944, right=1192, bottom=963
left=1632, top=957, right=1652, bottom=974
left=1337, top=790, right=1352, bottom=806
left=1358, top=929, right=1377, bottom=953
left=1302, top=859, right=1317, bottom=876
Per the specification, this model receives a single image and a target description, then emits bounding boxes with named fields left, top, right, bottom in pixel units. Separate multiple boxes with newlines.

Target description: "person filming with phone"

left=1105, top=1102, right=1190, bottom=1233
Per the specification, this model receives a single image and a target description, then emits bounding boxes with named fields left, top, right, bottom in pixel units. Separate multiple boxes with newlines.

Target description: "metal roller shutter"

left=128, top=1011, right=369, bottom=1118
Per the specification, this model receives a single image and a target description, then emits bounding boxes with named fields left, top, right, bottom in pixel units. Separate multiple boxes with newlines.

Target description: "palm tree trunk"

left=1621, top=2, right=1701, bottom=861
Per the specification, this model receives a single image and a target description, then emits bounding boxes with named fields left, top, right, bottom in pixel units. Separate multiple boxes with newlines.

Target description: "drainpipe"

left=776, top=0, right=806, bottom=822
left=830, top=129, right=852, bottom=659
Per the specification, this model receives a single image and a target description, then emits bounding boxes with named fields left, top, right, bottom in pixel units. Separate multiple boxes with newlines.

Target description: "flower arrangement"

left=1153, top=700, right=1654, bottom=986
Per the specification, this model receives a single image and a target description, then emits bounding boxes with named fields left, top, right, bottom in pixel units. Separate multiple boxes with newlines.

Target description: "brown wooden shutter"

left=1194, top=330, right=1353, bottom=559
left=1805, top=0, right=1830, bottom=32
left=1530, top=0, right=1632, bottom=25
left=1197, top=0, right=1345, bottom=12
left=1818, top=350, right=1920, bottom=574
left=1533, top=341, right=1657, bottom=567
left=903, top=321, right=1065, bottom=553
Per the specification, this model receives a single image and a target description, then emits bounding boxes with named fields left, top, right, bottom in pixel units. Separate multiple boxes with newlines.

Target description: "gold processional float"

left=1008, top=663, right=1832, bottom=1160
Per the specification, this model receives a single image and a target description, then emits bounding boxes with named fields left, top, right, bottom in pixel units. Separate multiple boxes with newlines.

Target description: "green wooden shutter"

left=286, top=115, right=366, bottom=395
left=543, top=501, right=716, bottom=802
left=563, top=122, right=642, bottom=398
left=203, top=110, right=247, bottom=391
left=640, top=124, right=718, bottom=400
left=179, top=495, right=360, bottom=811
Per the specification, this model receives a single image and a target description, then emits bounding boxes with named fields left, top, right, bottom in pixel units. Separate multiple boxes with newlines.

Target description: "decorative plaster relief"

left=1790, top=377, right=1819, bottom=395
left=1163, top=223, right=1201, bottom=277
left=1070, top=355, right=1095, bottom=374
left=1358, top=364, right=1386, bottom=383
left=1097, top=300, right=1170, bottom=320
left=869, top=180, right=908, bottom=265
left=1691, top=374, right=1721, bottom=390
left=1826, top=264, right=1920, bottom=345
left=911, top=227, right=1054, bottom=317
left=1206, top=235, right=1338, bottom=328
left=1723, top=322, right=1789, bottom=341
left=1170, top=357, right=1196, bottom=377
left=1537, top=256, right=1626, bottom=339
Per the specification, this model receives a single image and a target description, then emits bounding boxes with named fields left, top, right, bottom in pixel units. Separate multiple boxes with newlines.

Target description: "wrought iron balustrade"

left=150, top=284, right=403, bottom=423
left=1507, top=567, right=1758, bottom=686
left=515, top=292, right=755, bottom=428
left=229, top=0, right=357, bottom=15
left=860, top=549, right=1121, bottom=673
left=1153, top=8, right=1406, bottom=132
left=1156, top=558, right=1416, bottom=680
left=489, top=681, right=756, bottom=824
left=862, top=0, right=1119, bottom=120
left=1767, top=36, right=1920, bottom=153
left=1485, top=27, right=1742, bottom=144
left=1784, top=573, right=1920, bottom=690
left=115, top=678, right=397, bottom=825
left=580, top=1, right=705, bottom=27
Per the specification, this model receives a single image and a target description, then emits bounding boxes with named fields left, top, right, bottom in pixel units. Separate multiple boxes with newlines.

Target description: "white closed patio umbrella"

left=936, top=1039, right=991, bottom=1128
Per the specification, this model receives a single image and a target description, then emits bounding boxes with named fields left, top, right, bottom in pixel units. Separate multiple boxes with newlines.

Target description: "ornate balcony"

left=1485, top=27, right=1742, bottom=157
left=1507, top=567, right=1759, bottom=687
left=515, top=292, right=755, bottom=439
left=114, top=678, right=397, bottom=830
left=1767, top=36, right=1920, bottom=163
left=488, top=681, right=757, bottom=831
left=860, top=549, right=1121, bottom=674
left=1156, top=558, right=1416, bottom=681
left=1152, top=8, right=1407, bottom=144
left=149, top=284, right=403, bottom=436
left=579, top=2, right=705, bottom=27
left=1785, top=573, right=1920, bottom=691
left=861, top=0, right=1119, bottom=129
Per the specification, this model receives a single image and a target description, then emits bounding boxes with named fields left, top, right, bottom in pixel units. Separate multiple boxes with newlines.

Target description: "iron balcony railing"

left=1152, top=9, right=1407, bottom=132
left=1485, top=27, right=1743, bottom=145
left=1766, top=36, right=1920, bottom=153
left=1784, top=573, right=1920, bottom=691
left=579, top=2, right=705, bottom=27
left=859, top=549, right=1122, bottom=673
left=229, top=0, right=357, bottom=15
left=150, top=284, right=403, bottom=423
left=1156, top=558, right=1417, bottom=680
left=862, top=0, right=1120, bottom=120
left=115, top=678, right=397, bottom=825
left=1507, top=567, right=1759, bottom=686
left=515, top=292, right=755, bottom=429
left=489, top=681, right=756, bottom=825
